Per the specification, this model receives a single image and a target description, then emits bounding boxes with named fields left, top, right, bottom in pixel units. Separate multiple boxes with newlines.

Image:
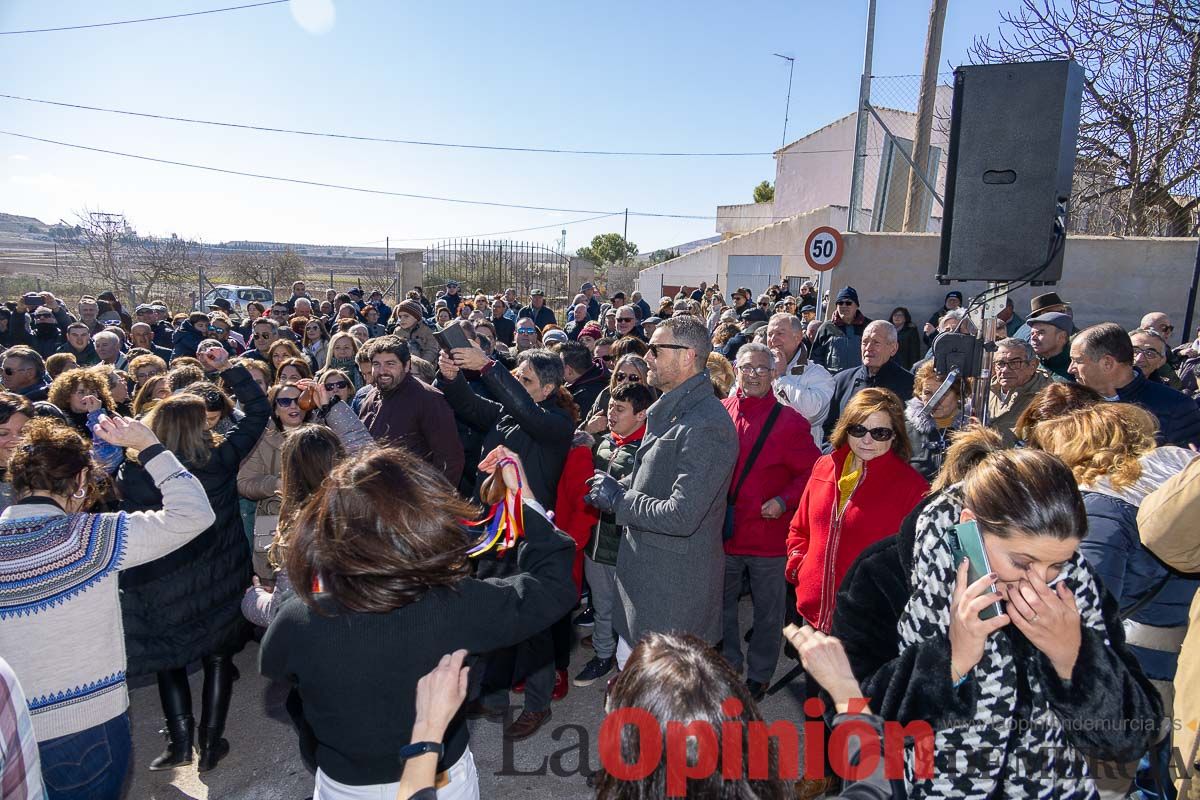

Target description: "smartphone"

left=434, top=322, right=471, bottom=353
left=948, top=520, right=1004, bottom=620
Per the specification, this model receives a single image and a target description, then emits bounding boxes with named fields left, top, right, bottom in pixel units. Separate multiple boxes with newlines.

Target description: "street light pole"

left=773, top=53, right=796, bottom=148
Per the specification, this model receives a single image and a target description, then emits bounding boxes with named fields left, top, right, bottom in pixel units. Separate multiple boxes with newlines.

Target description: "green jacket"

left=586, top=430, right=643, bottom=566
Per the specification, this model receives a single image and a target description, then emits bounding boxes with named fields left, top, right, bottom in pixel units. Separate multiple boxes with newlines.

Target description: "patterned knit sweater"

left=0, top=448, right=215, bottom=741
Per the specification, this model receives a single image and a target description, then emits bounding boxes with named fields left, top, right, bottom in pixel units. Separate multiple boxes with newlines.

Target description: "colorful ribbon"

left=465, top=457, right=525, bottom=558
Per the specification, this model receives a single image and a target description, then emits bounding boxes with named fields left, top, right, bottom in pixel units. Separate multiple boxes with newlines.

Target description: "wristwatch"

left=399, top=741, right=444, bottom=760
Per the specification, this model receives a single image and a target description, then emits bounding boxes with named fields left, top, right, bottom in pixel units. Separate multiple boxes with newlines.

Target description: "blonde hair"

left=706, top=352, right=735, bottom=398
left=1033, top=402, right=1159, bottom=491
left=141, top=394, right=216, bottom=466
left=324, top=332, right=360, bottom=369
left=830, top=387, right=912, bottom=461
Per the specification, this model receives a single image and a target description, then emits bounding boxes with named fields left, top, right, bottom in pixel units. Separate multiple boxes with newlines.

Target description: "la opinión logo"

left=597, top=697, right=935, bottom=795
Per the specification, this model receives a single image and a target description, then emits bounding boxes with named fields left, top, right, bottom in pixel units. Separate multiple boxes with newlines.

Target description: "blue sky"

left=0, top=0, right=1026, bottom=252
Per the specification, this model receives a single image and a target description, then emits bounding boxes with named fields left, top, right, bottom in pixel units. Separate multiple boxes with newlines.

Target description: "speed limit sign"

left=804, top=226, right=843, bottom=271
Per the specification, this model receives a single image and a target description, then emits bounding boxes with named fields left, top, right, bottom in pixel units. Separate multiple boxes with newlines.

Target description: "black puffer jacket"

left=117, top=365, right=269, bottom=676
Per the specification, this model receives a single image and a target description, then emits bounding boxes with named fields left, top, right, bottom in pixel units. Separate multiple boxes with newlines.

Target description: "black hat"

left=208, top=298, right=233, bottom=312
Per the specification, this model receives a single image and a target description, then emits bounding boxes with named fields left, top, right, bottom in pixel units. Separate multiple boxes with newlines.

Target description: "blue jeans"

left=38, top=713, right=131, bottom=800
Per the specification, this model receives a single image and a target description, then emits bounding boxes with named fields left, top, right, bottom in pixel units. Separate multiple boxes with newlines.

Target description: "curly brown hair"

left=47, top=368, right=115, bottom=415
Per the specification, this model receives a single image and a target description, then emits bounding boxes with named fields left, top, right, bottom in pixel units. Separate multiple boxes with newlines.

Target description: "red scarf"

left=611, top=423, right=646, bottom=448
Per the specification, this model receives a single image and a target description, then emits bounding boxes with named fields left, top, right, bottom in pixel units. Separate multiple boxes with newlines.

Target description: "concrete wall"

left=639, top=216, right=1198, bottom=333
left=716, top=202, right=775, bottom=237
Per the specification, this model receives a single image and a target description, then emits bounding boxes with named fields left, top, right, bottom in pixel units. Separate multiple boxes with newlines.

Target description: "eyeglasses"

left=516, top=327, right=536, bottom=335
left=758, top=301, right=770, bottom=307
left=211, top=327, right=227, bottom=334
left=737, top=365, right=773, bottom=376
left=613, top=371, right=640, bottom=382
left=135, top=370, right=162, bottom=381
left=1162, top=325, right=1175, bottom=334
left=324, top=380, right=349, bottom=390
left=1133, top=346, right=1164, bottom=359
left=275, top=395, right=300, bottom=407
left=836, top=301, right=856, bottom=307
left=847, top=424, right=894, bottom=441
left=648, top=343, right=690, bottom=357
left=993, top=358, right=1028, bottom=370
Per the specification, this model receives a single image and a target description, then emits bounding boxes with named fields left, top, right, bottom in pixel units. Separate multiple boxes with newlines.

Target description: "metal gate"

left=423, top=239, right=570, bottom=299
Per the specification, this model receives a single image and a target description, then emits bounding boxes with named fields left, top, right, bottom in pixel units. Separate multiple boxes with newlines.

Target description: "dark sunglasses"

left=613, top=371, right=640, bottom=382
left=516, top=327, right=537, bottom=335
left=275, top=395, right=300, bottom=407
left=1162, top=325, right=1175, bottom=334
left=758, top=301, right=770, bottom=307
left=648, top=343, right=690, bottom=357
left=847, top=424, right=894, bottom=441
left=324, top=380, right=349, bottom=390
left=211, top=327, right=227, bottom=334
left=600, top=355, right=615, bottom=363
left=254, top=332, right=273, bottom=339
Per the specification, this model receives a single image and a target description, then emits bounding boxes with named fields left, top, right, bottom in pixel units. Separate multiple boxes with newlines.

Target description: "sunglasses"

left=737, top=365, right=773, bottom=376
left=758, top=301, right=770, bottom=307
left=847, top=424, right=894, bottom=441
left=275, top=395, right=300, bottom=407
left=324, top=380, right=349, bottom=390
left=1162, top=325, right=1175, bottom=334
left=516, top=327, right=537, bottom=335
left=600, top=355, right=615, bottom=363
left=617, top=317, right=635, bottom=323
left=648, top=343, right=690, bottom=357
left=211, top=327, right=227, bottom=334
left=255, top=332, right=273, bottom=339
left=613, top=371, right=640, bottom=382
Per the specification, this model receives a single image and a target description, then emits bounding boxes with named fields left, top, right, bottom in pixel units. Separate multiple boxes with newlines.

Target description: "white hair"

left=736, top=342, right=775, bottom=368
left=863, top=319, right=898, bottom=343
left=92, top=330, right=120, bottom=347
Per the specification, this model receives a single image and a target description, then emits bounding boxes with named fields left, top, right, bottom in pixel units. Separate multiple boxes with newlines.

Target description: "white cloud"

left=7, top=154, right=29, bottom=162
left=289, top=0, right=336, bottom=34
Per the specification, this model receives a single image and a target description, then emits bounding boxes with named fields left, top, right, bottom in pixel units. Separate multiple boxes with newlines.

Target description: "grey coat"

left=612, top=371, right=738, bottom=644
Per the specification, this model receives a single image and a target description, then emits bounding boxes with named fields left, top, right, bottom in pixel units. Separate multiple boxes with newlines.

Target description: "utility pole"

left=773, top=54, right=795, bottom=148
left=846, top=0, right=877, bottom=233
left=902, top=0, right=949, bottom=233
left=622, top=208, right=630, bottom=284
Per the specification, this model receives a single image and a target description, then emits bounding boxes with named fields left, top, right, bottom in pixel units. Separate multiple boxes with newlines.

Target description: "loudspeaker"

left=937, top=59, right=1084, bottom=284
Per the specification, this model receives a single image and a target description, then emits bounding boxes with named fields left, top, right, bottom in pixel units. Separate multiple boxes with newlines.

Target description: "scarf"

left=897, top=486, right=1106, bottom=800
left=611, top=423, right=646, bottom=448
left=325, top=357, right=363, bottom=389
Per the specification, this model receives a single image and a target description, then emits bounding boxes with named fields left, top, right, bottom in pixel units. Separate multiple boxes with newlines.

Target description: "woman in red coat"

left=785, top=387, right=928, bottom=632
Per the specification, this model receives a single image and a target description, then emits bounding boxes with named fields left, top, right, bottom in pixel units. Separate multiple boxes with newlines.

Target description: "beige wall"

left=716, top=202, right=775, bottom=237
left=640, top=214, right=1198, bottom=333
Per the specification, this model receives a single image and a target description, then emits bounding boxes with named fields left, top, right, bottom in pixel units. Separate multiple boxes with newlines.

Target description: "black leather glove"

left=585, top=472, right=625, bottom=513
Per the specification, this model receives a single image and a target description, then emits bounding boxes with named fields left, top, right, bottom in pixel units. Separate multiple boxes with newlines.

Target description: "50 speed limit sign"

left=804, top=226, right=843, bottom=271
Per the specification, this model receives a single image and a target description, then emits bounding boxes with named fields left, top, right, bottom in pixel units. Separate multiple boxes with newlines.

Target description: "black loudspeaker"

left=937, top=59, right=1084, bottom=284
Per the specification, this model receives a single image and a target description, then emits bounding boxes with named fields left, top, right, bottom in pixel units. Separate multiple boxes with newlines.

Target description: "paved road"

left=124, top=600, right=809, bottom=799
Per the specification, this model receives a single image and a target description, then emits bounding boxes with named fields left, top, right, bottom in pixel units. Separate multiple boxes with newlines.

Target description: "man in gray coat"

left=585, top=315, right=738, bottom=665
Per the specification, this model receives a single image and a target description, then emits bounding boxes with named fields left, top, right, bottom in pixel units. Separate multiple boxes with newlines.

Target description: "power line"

left=0, top=92, right=857, bottom=158
left=0, top=129, right=786, bottom=220
left=0, top=1, right=287, bottom=35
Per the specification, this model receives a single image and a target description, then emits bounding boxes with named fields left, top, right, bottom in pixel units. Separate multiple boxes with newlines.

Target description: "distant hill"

left=634, top=235, right=721, bottom=263
left=0, top=213, right=50, bottom=236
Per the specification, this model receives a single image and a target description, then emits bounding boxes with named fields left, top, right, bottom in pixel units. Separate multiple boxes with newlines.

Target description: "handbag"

left=723, top=403, right=783, bottom=541
left=252, top=514, right=280, bottom=581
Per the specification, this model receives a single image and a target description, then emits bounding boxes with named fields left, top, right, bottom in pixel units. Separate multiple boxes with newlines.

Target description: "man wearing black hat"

left=809, top=286, right=872, bottom=375
left=924, top=291, right=963, bottom=346
left=518, top=289, right=557, bottom=330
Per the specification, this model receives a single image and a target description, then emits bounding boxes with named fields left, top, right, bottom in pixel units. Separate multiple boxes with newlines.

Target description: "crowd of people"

left=0, top=275, right=1198, bottom=800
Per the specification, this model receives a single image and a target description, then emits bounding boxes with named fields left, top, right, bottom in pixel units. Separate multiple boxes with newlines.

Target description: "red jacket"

left=785, top=446, right=927, bottom=632
left=721, top=392, right=820, bottom=557
left=552, top=443, right=600, bottom=598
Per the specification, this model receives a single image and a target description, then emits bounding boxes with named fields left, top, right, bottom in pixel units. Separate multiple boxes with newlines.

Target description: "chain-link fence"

left=852, top=73, right=952, bottom=234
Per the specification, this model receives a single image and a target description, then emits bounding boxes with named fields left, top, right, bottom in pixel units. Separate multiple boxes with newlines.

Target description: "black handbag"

left=723, top=404, right=783, bottom=541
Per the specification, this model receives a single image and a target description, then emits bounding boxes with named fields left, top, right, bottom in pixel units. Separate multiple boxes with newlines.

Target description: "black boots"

left=148, top=656, right=236, bottom=772
left=149, top=669, right=193, bottom=770
left=197, top=654, right=234, bottom=772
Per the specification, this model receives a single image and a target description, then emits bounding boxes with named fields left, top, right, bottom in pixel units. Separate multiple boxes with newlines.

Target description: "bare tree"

left=133, top=235, right=208, bottom=307
left=971, top=0, right=1200, bottom=236
left=220, top=248, right=308, bottom=294
left=62, top=209, right=135, bottom=293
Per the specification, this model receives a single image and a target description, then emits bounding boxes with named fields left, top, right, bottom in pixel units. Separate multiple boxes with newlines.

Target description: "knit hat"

left=543, top=329, right=568, bottom=344
left=396, top=299, right=425, bottom=321
left=579, top=322, right=603, bottom=340
left=836, top=286, right=859, bottom=305
left=945, top=291, right=963, bottom=304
